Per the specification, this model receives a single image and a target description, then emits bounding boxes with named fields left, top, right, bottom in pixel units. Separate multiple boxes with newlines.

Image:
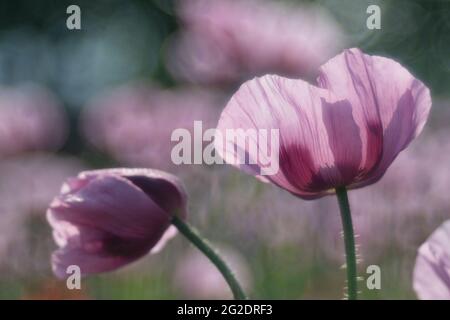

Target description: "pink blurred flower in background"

left=47, top=168, right=187, bottom=278
left=173, top=245, right=252, bottom=299
left=0, top=154, right=85, bottom=215
left=216, top=128, right=450, bottom=263
left=413, top=220, right=450, bottom=300
left=0, top=86, right=68, bottom=156
left=208, top=170, right=328, bottom=247
left=349, top=129, right=450, bottom=257
left=216, top=48, right=431, bottom=199
left=166, top=0, right=345, bottom=85
left=81, top=85, right=221, bottom=172
left=0, top=202, right=22, bottom=264
left=0, top=154, right=85, bottom=270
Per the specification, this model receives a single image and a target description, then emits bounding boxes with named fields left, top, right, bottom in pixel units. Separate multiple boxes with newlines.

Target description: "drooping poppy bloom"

left=47, top=168, right=187, bottom=278
left=216, top=48, right=432, bottom=199
left=413, top=220, right=450, bottom=300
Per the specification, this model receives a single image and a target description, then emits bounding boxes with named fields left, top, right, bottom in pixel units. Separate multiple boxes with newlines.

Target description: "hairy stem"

left=335, top=187, right=358, bottom=300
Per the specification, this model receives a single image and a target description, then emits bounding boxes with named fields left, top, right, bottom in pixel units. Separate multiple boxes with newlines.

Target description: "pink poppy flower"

left=47, top=168, right=187, bottom=278
left=167, top=0, right=344, bottom=85
left=216, top=48, right=431, bottom=199
left=413, top=220, right=450, bottom=300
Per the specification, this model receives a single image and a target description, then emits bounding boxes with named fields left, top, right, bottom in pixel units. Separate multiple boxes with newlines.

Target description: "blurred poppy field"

left=0, top=0, right=450, bottom=300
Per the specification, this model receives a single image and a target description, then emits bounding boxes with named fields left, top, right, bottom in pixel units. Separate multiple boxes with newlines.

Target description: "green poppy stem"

left=171, top=216, right=248, bottom=300
left=335, top=186, right=358, bottom=300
